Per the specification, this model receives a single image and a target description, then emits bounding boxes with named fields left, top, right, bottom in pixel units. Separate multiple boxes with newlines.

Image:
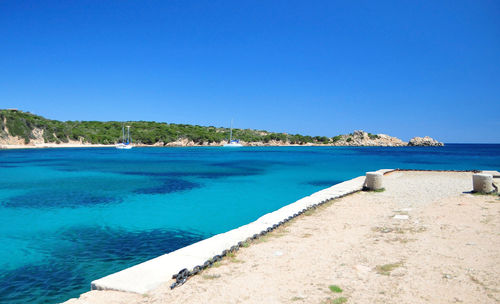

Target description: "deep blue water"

left=0, top=145, right=499, bottom=303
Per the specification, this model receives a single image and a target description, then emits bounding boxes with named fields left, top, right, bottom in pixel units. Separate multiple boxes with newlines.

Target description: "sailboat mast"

left=122, top=124, right=125, bottom=143
left=126, top=126, right=130, bottom=144
left=229, top=119, right=233, bottom=142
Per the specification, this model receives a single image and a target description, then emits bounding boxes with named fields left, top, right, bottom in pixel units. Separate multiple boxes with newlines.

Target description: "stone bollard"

left=472, top=173, right=494, bottom=193
left=365, top=172, right=383, bottom=190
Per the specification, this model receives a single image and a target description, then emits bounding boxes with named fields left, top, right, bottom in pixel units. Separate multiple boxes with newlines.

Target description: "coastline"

left=0, top=143, right=334, bottom=150
left=0, top=143, right=116, bottom=150
left=0, top=144, right=363, bottom=150
left=0, top=111, right=444, bottom=150
left=64, top=170, right=500, bottom=304
left=0, top=142, right=447, bottom=150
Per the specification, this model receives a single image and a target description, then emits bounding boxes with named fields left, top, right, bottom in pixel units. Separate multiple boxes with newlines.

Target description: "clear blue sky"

left=1, top=1, right=499, bottom=143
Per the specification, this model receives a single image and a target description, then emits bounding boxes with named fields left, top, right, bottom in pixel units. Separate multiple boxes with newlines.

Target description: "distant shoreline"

left=1, top=110, right=445, bottom=148
left=0, top=143, right=116, bottom=150
left=0, top=144, right=348, bottom=150
left=0, top=142, right=452, bottom=150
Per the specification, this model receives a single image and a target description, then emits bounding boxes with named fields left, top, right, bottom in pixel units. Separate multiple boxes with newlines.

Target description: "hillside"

left=0, top=109, right=443, bottom=147
left=0, top=109, right=331, bottom=146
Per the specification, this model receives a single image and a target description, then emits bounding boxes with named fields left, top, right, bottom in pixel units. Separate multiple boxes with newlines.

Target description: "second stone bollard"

left=472, top=173, right=494, bottom=193
left=365, top=172, right=383, bottom=190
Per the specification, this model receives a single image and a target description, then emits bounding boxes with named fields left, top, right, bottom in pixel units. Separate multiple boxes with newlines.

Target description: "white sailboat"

left=223, top=120, right=243, bottom=147
left=116, top=125, right=133, bottom=149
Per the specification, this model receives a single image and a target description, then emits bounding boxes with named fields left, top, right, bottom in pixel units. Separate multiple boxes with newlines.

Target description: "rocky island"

left=408, top=136, right=444, bottom=146
left=0, top=109, right=443, bottom=148
left=329, top=130, right=406, bottom=146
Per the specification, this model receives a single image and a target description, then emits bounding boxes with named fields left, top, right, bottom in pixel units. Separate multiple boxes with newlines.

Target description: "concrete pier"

left=90, top=169, right=393, bottom=294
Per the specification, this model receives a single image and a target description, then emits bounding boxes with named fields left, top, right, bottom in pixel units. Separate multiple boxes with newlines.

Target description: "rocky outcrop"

left=331, top=130, right=407, bottom=147
left=408, top=136, right=444, bottom=147
left=0, top=126, right=45, bottom=146
left=157, top=131, right=441, bottom=147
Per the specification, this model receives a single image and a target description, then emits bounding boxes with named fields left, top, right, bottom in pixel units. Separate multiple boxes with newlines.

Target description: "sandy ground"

left=65, top=171, right=500, bottom=304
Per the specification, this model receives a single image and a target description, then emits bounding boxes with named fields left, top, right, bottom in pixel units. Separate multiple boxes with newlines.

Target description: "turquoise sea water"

left=0, top=145, right=499, bottom=303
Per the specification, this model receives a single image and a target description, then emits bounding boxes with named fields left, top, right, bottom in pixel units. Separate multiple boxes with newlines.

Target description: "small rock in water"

left=408, top=136, right=444, bottom=146
left=393, top=214, right=409, bottom=220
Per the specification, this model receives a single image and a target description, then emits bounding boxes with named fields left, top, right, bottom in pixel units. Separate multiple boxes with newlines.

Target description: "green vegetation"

left=323, top=297, right=348, bottom=304
left=329, top=285, right=343, bottom=293
left=291, top=296, right=304, bottom=301
left=331, top=297, right=348, bottom=304
left=230, top=257, right=244, bottom=263
left=223, top=251, right=244, bottom=263
left=0, top=109, right=339, bottom=145
left=375, top=262, right=403, bottom=275
left=331, top=135, right=342, bottom=142
left=212, top=261, right=222, bottom=268
left=367, top=132, right=380, bottom=140
left=0, top=110, right=388, bottom=146
left=304, top=209, right=316, bottom=216
left=255, top=235, right=270, bottom=243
